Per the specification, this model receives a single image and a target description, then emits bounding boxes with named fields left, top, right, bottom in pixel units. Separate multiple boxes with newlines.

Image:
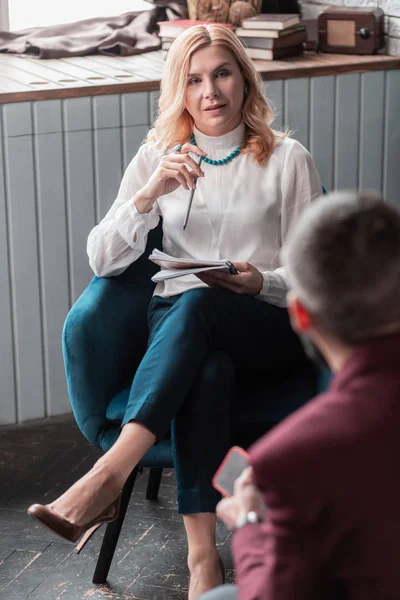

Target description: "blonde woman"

left=28, top=24, right=321, bottom=599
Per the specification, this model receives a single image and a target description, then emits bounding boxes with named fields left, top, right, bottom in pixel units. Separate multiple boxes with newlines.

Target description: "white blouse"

left=87, top=122, right=322, bottom=308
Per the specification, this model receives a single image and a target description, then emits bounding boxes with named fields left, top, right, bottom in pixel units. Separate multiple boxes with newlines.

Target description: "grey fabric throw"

left=0, top=3, right=187, bottom=59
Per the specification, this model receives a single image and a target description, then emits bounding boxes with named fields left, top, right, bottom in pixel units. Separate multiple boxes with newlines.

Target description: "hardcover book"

left=239, top=28, right=306, bottom=49
left=240, top=13, right=300, bottom=30
left=235, top=23, right=305, bottom=38
left=245, top=43, right=303, bottom=60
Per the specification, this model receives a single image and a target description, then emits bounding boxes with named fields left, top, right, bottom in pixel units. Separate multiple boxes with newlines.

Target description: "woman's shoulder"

left=269, top=135, right=316, bottom=172
left=124, top=140, right=164, bottom=177
left=118, top=140, right=165, bottom=195
left=272, top=135, right=310, bottom=159
left=133, top=140, right=165, bottom=163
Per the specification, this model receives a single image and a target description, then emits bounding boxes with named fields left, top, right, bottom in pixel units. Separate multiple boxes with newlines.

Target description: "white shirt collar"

left=192, top=122, right=245, bottom=150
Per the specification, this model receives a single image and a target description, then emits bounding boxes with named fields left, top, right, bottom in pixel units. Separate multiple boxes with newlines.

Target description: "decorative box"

left=318, top=7, right=385, bottom=55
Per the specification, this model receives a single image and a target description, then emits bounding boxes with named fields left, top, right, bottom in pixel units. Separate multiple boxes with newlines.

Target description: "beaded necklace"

left=190, top=134, right=242, bottom=166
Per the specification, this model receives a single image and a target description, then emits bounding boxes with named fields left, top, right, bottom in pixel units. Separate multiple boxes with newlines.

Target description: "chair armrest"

left=62, top=228, right=162, bottom=448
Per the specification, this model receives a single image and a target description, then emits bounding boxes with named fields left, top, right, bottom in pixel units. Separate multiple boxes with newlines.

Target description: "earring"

left=244, top=84, right=248, bottom=94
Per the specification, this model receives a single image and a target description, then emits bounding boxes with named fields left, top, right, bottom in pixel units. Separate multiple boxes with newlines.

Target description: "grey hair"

left=282, top=190, right=400, bottom=344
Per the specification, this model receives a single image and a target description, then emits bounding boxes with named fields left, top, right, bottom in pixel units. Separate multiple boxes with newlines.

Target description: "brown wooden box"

left=318, top=7, right=385, bottom=55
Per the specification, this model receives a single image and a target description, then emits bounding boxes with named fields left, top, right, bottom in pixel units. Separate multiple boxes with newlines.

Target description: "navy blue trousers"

left=121, top=288, right=305, bottom=514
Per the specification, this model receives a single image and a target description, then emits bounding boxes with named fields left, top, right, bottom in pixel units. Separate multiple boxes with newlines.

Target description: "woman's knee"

left=200, top=350, right=235, bottom=390
left=176, top=287, right=235, bottom=322
left=182, top=351, right=235, bottom=420
left=179, top=287, right=214, bottom=309
left=171, top=288, right=217, bottom=329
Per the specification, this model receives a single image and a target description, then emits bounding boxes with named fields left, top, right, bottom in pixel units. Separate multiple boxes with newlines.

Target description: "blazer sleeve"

left=232, top=409, right=329, bottom=600
left=232, top=506, right=317, bottom=600
left=87, top=143, right=162, bottom=277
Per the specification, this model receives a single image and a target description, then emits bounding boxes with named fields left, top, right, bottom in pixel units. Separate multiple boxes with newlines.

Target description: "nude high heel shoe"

left=27, top=494, right=121, bottom=551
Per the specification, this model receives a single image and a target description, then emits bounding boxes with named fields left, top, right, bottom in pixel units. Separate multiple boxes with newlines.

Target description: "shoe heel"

left=75, top=522, right=103, bottom=554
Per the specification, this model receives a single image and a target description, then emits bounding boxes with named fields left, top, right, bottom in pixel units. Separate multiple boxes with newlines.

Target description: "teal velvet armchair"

left=62, top=221, right=330, bottom=584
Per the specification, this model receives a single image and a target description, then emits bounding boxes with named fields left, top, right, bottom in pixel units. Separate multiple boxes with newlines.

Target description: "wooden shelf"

left=253, top=51, right=400, bottom=81
left=0, top=50, right=399, bottom=103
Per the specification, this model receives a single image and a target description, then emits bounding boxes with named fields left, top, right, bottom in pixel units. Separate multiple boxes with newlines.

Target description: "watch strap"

left=235, top=511, right=263, bottom=529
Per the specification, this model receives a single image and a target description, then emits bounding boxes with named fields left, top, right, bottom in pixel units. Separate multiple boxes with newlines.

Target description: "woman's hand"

left=134, top=143, right=207, bottom=213
left=216, top=467, right=267, bottom=530
left=196, top=262, right=264, bottom=296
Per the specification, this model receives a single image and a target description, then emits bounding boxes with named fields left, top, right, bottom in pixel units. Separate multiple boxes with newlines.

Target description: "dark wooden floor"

left=0, top=416, right=234, bottom=600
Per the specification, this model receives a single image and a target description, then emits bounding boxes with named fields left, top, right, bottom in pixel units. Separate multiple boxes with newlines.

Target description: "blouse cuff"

left=258, top=272, right=271, bottom=298
left=115, top=200, right=158, bottom=249
left=256, top=269, right=288, bottom=308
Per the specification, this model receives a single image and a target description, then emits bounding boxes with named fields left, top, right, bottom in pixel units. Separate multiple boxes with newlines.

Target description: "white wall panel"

left=359, top=72, right=385, bottom=192
left=2, top=104, right=45, bottom=422
left=63, top=98, right=97, bottom=303
left=1, top=71, right=400, bottom=424
left=334, top=73, right=360, bottom=189
left=384, top=69, right=400, bottom=209
left=285, top=78, right=310, bottom=148
left=33, top=100, right=70, bottom=416
left=0, top=107, right=16, bottom=424
left=93, top=96, right=123, bottom=220
left=122, top=124, right=148, bottom=170
left=264, top=80, right=284, bottom=130
left=309, top=76, right=335, bottom=191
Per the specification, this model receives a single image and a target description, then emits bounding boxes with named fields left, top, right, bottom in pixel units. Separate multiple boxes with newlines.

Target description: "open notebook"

left=149, top=249, right=238, bottom=282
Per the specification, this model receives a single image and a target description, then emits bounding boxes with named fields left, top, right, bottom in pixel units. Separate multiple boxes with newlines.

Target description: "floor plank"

left=0, top=416, right=234, bottom=599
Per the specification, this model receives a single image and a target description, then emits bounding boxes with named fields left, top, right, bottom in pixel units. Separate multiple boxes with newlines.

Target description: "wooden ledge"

left=0, top=50, right=399, bottom=104
left=253, top=51, right=400, bottom=81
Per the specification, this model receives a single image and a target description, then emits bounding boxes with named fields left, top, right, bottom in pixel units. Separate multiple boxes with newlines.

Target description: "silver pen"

left=183, top=155, right=203, bottom=231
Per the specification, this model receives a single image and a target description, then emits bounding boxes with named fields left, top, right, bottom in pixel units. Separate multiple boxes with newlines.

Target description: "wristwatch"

left=235, top=511, right=263, bottom=530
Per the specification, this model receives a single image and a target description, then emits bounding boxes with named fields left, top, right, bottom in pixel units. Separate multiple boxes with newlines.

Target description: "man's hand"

left=216, top=467, right=267, bottom=530
left=196, top=262, right=263, bottom=296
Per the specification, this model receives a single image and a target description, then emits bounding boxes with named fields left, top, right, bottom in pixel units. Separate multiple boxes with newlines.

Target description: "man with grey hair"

left=201, top=190, right=400, bottom=600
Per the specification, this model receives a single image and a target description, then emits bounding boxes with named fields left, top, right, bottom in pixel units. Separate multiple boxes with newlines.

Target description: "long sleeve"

left=256, top=267, right=288, bottom=308
left=86, top=125, right=324, bottom=299
left=230, top=395, right=337, bottom=600
left=232, top=512, right=316, bottom=600
left=232, top=451, right=323, bottom=600
left=87, top=143, right=162, bottom=277
left=256, top=139, right=322, bottom=308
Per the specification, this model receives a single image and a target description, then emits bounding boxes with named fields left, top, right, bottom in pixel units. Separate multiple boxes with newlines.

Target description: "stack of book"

left=158, top=20, right=234, bottom=58
left=236, top=13, right=306, bottom=61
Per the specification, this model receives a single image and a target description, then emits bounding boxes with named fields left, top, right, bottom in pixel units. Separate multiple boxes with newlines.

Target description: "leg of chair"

left=146, top=467, right=163, bottom=500
left=92, top=467, right=138, bottom=585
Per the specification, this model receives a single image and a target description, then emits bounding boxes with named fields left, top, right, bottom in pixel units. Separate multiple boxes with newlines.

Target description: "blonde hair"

left=146, top=24, right=280, bottom=165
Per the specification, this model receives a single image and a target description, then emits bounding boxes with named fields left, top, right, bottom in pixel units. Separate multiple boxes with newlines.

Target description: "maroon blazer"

left=233, top=333, right=400, bottom=600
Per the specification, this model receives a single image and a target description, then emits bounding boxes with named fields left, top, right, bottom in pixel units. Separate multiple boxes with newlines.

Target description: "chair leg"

left=92, top=467, right=138, bottom=585
left=146, top=467, right=163, bottom=500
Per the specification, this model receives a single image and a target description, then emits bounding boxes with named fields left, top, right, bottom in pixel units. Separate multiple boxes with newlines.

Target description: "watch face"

left=235, top=511, right=262, bottom=529
left=247, top=511, right=259, bottom=524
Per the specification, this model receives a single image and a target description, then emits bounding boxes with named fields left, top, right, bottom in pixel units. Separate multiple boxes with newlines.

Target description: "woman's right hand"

left=134, top=142, right=207, bottom=213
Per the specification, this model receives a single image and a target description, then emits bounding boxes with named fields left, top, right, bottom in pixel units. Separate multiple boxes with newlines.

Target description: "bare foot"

left=48, top=459, right=121, bottom=526
left=188, top=553, right=224, bottom=600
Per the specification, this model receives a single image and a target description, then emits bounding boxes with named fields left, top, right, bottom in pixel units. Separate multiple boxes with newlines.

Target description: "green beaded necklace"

left=190, top=134, right=242, bottom=166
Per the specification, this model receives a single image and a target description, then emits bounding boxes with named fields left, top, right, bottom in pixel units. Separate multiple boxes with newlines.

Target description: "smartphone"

left=212, top=446, right=250, bottom=497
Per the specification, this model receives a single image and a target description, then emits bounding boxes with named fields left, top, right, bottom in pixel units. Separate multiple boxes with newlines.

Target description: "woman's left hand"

left=196, top=262, right=263, bottom=296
